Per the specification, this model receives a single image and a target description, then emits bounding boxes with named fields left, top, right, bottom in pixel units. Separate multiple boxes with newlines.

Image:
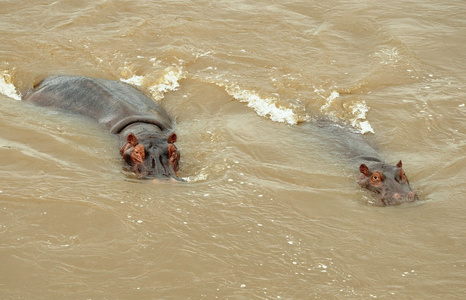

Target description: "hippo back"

left=23, top=75, right=173, bottom=134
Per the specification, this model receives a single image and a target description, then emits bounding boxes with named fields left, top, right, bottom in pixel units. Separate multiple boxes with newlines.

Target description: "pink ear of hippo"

left=396, top=160, right=402, bottom=168
left=359, top=164, right=370, bottom=176
left=168, top=132, right=177, bottom=144
left=127, top=133, right=138, bottom=146
left=120, top=133, right=138, bottom=156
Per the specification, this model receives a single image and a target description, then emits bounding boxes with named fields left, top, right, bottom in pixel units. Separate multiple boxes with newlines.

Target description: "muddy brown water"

left=1, top=0, right=465, bottom=299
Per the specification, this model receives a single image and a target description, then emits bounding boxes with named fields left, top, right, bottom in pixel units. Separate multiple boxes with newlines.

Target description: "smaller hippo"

left=312, top=120, right=417, bottom=205
left=23, top=75, right=181, bottom=180
left=357, top=158, right=417, bottom=205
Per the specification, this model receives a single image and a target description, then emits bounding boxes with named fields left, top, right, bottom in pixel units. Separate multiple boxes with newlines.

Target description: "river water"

left=1, top=0, right=465, bottom=299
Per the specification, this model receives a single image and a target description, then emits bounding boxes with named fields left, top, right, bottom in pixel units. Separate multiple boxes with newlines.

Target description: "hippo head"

left=358, top=160, right=417, bottom=205
left=119, top=132, right=181, bottom=180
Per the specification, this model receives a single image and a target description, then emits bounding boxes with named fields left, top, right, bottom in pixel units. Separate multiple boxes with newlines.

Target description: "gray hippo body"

left=23, top=75, right=180, bottom=179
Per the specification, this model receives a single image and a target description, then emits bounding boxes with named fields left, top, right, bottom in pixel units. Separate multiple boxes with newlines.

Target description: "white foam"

left=120, top=65, right=185, bottom=101
left=320, top=91, right=340, bottom=112
left=183, top=174, right=207, bottom=182
left=0, top=71, right=21, bottom=100
left=373, top=47, right=400, bottom=65
left=319, top=90, right=374, bottom=134
left=358, top=121, right=374, bottom=134
left=183, top=168, right=208, bottom=182
left=148, top=66, right=185, bottom=100
left=223, top=84, right=299, bottom=125
left=120, top=75, right=145, bottom=86
left=349, top=101, right=374, bottom=134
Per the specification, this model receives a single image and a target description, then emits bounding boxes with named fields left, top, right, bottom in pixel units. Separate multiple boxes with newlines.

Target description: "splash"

left=148, top=66, right=185, bottom=100
left=320, top=91, right=340, bottom=112
left=319, top=89, right=374, bottom=134
left=372, top=47, right=400, bottom=65
left=183, top=170, right=208, bottom=182
left=0, top=71, right=21, bottom=100
left=120, top=74, right=145, bottom=86
left=221, top=83, right=300, bottom=125
left=348, top=101, right=374, bottom=134
left=120, top=65, right=185, bottom=101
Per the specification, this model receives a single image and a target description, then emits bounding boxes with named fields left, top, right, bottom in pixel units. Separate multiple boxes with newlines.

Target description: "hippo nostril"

left=394, top=193, right=400, bottom=199
left=158, top=156, right=168, bottom=175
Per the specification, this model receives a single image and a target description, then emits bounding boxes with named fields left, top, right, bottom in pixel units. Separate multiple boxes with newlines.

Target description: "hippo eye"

left=371, top=172, right=382, bottom=182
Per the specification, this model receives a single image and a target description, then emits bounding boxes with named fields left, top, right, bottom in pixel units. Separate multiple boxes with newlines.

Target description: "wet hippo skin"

left=23, top=75, right=181, bottom=180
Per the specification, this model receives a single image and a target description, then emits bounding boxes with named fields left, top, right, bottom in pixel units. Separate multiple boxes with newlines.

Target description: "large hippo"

left=312, top=119, right=417, bottom=205
left=23, top=75, right=181, bottom=180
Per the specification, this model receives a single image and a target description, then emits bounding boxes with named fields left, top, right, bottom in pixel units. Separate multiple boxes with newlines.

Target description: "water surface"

left=1, top=0, right=465, bottom=298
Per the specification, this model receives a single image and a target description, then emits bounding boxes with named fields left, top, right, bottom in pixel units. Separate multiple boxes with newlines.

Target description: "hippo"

left=23, top=75, right=181, bottom=180
left=312, top=119, right=417, bottom=205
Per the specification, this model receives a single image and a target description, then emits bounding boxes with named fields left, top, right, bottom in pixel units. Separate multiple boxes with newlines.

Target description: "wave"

left=2, top=66, right=373, bottom=134
left=120, top=64, right=185, bottom=101
left=221, top=83, right=304, bottom=125
left=348, top=101, right=374, bottom=134
left=221, top=82, right=374, bottom=133
left=194, top=62, right=373, bottom=133
left=148, top=66, right=185, bottom=100
left=120, top=64, right=308, bottom=126
left=318, top=89, right=374, bottom=134
left=0, top=70, right=21, bottom=100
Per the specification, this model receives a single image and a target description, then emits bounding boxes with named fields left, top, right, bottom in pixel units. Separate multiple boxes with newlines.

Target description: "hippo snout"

left=129, top=154, right=184, bottom=181
left=144, top=153, right=181, bottom=180
left=380, top=186, right=417, bottom=205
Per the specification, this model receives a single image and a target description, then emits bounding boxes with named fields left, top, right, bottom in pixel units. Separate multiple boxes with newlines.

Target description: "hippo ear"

left=359, top=164, right=370, bottom=176
left=127, top=133, right=138, bottom=146
left=396, top=160, right=402, bottom=168
left=167, top=132, right=177, bottom=144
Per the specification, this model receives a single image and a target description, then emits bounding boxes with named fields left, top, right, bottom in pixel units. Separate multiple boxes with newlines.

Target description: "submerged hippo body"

left=313, top=120, right=417, bottom=205
left=23, top=75, right=180, bottom=179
